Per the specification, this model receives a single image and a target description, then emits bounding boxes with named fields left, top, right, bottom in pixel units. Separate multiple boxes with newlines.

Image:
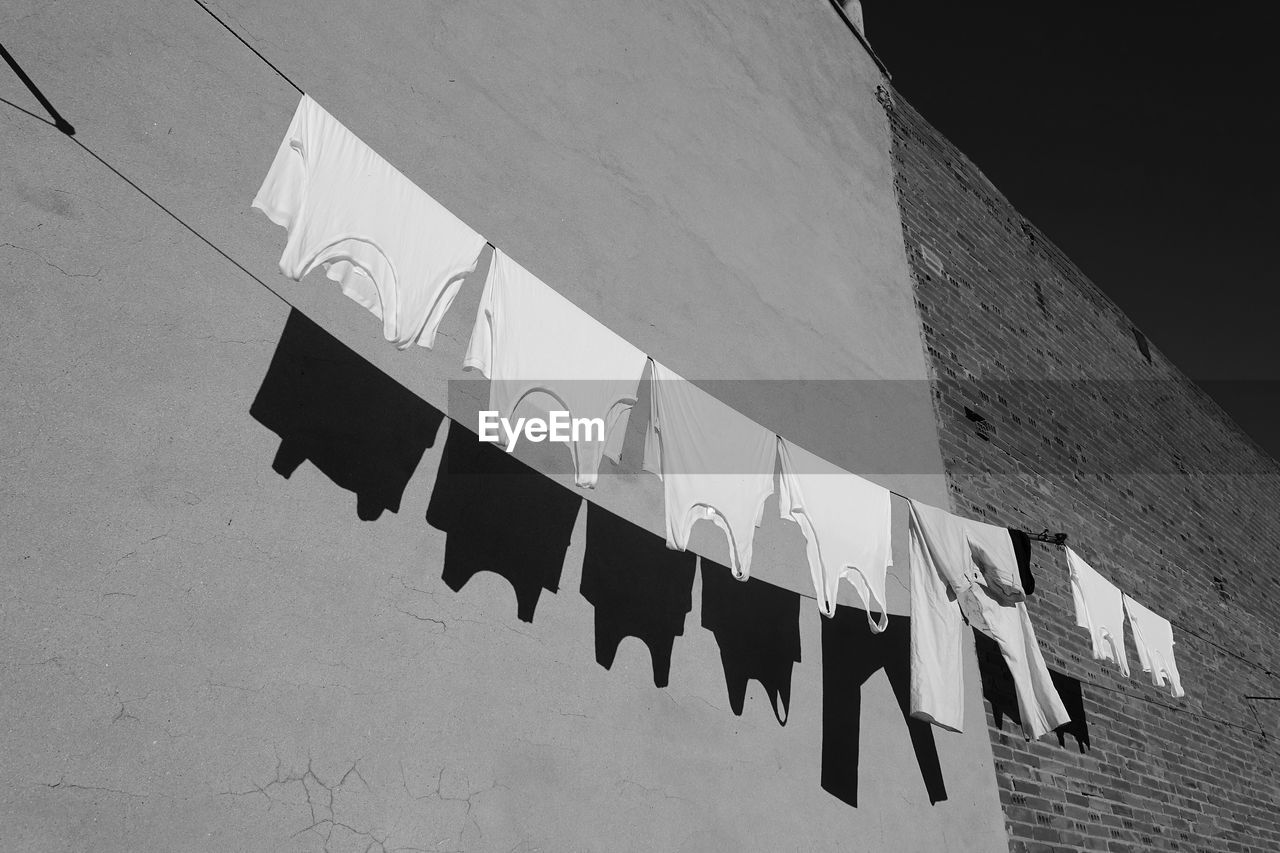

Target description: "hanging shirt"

left=1064, top=547, right=1130, bottom=677
left=776, top=438, right=892, bottom=628
left=463, top=249, right=647, bottom=488
left=642, top=360, right=777, bottom=580
left=908, top=500, right=1071, bottom=740
left=1123, top=594, right=1185, bottom=697
left=253, top=95, right=486, bottom=349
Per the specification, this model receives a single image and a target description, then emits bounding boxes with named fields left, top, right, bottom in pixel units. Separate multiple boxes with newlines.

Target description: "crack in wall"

left=219, top=750, right=501, bottom=852
left=398, top=761, right=508, bottom=852
left=0, top=242, right=102, bottom=279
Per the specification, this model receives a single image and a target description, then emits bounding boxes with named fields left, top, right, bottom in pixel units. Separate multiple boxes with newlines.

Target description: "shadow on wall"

left=701, top=559, right=802, bottom=724
left=579, top=504, right=697, bottom=688
left=251, top=309, right=445, bottom=520
left=974, top=631, right=1090, bottom=752
left=821, top=606, right=948, bottom=807
left=0, top=42, right=76, bottom=134
left=248, top=312, right=954, bottom=811
left=426, top=421, right=582, bottom=623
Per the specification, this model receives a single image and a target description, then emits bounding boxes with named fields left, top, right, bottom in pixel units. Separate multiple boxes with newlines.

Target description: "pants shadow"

left=700, top=560, right=801, bottom=724
left=426, top=421, right=582, bottom=623
left=974, top=631, right=1090, bottom=752
left=579, top=504, right=697, bottom=688
left=821, top=607, right=948, bottom=807
left=250, top=309, right=445, bottom=520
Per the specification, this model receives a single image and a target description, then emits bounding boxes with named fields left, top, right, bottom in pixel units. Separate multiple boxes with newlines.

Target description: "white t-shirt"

left=1065, top=547, right=1130, bottom=677
left=1123, top=594, right=1185, bottom=697
left=463, top=249, right=647, bottom=488
left=642, top=360, right=777, bottom=580
left=776, top=438, right=892, bottom=627
left=253, top=95, right=486, bottom=349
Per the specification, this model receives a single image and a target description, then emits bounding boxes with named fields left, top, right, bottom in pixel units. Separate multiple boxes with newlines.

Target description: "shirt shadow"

left=579, top=504, right=697, bottom=688
left=247, top=310, right=965, bottom=811
left=250, top=309, right=445, bottom=520
left=700, top=559, right=802, bottom=724
left=426, top=420, right=583, bottom=623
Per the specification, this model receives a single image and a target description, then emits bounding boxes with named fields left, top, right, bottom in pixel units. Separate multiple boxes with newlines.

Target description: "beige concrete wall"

left=1, top=0, right=1008, bottom=849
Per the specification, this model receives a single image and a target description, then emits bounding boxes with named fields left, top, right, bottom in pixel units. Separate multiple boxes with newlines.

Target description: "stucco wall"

left=2, top=1, right=1007, bottom=849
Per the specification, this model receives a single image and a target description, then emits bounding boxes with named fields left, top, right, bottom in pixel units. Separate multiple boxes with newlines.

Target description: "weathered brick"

left=884, top=86, right=1280, bottom=852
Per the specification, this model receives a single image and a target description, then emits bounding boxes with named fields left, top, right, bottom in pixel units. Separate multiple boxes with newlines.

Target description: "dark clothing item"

left=1009, top=528, right=1035, bottom=596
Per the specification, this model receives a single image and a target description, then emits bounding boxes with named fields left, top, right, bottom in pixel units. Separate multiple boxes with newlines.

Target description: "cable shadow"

left=974, top=631, right=1090, bottom=752
left=426, top=420, right=582, bottom=623
left=579, top=504, right=696, bottom=688
left=250, top=309, right=444, bottom=520
left=700, top=559, right=801, bottom=724
left=0, top=42, right=74, bottom=134
left=821, top=606, right=948, bottom=807
left=1, top=94, right=59, bottom=130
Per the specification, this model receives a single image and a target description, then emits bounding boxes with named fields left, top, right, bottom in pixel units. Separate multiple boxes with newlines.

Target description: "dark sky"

left=864, top=4, right=1278, bottom=461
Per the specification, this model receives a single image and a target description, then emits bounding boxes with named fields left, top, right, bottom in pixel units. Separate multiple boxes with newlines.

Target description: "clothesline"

left=173, top=0, right=1266, bottom=667
left=190, top=0, right=304, bottom=96
left=15, top=0, right=1275, bottom=729
left=176, top=0, right=1084, bottom=577
left=152, top=0, right=1280, bottom=731
left=6, top=102, right=828, bottom=608
left=256, top=91, right=1266, bottom=728
left=886, top=487, right=1071, bottom=544
left=1076, top=672, right=1268, bottom=739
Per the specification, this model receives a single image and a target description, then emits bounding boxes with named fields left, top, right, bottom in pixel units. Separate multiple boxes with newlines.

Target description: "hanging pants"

left=908, top=501, right=1070, bottom=740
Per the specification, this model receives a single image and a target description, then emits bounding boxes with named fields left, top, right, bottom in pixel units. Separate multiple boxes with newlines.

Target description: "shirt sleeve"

left=251, top=96, right=309, bottom=230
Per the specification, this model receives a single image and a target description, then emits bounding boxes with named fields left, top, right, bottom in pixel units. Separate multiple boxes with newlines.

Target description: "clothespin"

left=1030, top=529, right=1068, bottom=547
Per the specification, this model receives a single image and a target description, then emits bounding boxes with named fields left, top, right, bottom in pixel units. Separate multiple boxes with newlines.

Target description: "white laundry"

left=463, top=249, right=647, bottom=488
left=642, top=360, right=777, bottom=580
left=965, top=518, right=1027, bottom=604
left=776, top=438, right=892, bottom=627
left=1123, top=594, right=1185, bottom=697
left=907, top=500, right=976, bottom=734
left=1065, top=547, right=1130, bottom=676
left=908, top=500, right=1071, bottom=740
left=253, top=95, right=486, bottom=349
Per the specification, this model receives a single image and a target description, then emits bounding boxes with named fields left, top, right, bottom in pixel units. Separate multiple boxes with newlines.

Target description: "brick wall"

left=881, top=86, right=1280, bottom=852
